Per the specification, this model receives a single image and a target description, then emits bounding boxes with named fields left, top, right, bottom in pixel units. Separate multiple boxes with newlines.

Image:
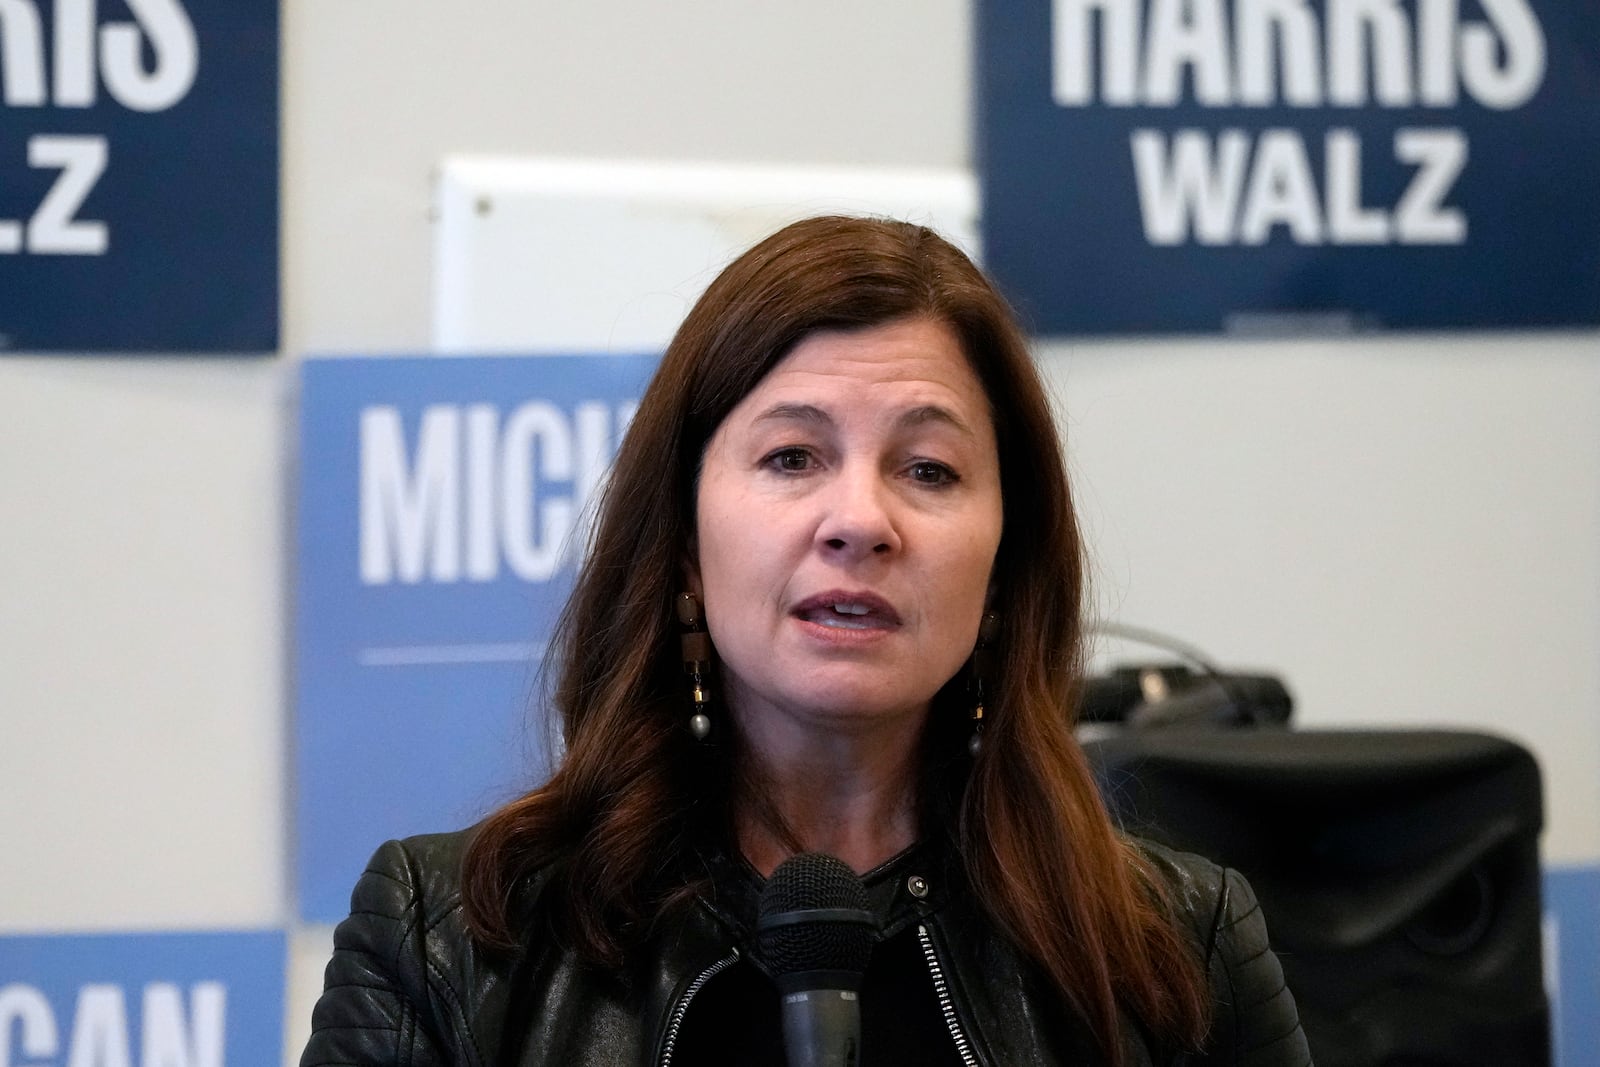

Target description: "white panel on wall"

left=431, top=157, right=978, bottom=353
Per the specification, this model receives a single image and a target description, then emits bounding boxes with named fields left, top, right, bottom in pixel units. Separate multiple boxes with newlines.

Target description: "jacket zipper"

left=918, top=923, right=980, bottom=1067
left=657, top=947, right=740, bottom=1067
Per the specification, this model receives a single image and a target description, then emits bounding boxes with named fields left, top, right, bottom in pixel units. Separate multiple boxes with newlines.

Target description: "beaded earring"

left=677, top=592, right=713, bottom=740
left=968, top=611, right=999, bottom=756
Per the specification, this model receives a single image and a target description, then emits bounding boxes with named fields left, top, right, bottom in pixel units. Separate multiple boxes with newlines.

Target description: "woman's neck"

left=732, top=716, right=923, bottom=877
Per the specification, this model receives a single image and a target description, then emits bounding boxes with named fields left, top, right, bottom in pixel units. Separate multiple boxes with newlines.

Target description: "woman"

left=301, top=216, right=1310, bottom=1065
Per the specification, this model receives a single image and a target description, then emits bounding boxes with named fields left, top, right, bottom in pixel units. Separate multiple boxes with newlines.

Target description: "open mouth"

left=804, top=604, right=884, bottom=630
left=793, top=593, right=901, bottom=631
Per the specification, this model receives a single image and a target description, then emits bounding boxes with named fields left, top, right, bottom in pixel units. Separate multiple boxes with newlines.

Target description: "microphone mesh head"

left=757, top=852, right=875, bottom=978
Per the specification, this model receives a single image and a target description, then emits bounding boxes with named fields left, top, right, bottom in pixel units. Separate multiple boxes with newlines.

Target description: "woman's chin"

left=759, top=692, right=933, bottom=738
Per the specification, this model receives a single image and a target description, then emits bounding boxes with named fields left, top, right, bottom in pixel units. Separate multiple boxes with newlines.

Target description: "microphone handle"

left=781, top=988, right=860, bottom=1067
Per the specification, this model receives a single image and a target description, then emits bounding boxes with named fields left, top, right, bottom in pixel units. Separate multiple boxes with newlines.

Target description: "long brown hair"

left=462, top=216, right=1208, bottom=1056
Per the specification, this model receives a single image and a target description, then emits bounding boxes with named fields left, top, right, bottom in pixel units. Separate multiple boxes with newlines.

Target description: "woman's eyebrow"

left=752, top=402, right=830, bottom=427
left=897, top=404, right=978, bottom=441
left=753, top=402, right=976, bottom=439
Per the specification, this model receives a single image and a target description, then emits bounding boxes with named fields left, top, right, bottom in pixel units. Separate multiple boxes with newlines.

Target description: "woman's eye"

left=766, top=448, right=813, bottom=472
left=908, top=461, right=958, bottom=485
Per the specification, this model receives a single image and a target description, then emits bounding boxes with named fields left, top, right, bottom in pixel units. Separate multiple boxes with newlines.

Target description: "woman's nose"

left=817, top=468, right=901, bottom=557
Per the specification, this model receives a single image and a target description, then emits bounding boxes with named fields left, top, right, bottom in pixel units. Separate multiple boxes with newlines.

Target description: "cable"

left=1086, top=621, right=1273, bottom=727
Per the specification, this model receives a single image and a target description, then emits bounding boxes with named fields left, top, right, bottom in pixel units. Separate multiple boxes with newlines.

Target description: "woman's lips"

left=791, top=591, right=902, bottom=631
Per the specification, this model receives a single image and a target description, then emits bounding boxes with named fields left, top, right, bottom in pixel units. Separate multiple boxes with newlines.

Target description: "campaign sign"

left=0, top=1, right=277, bottom=352
left=977, top=0, right=1600, bottom=333
left=0, top=930, right=284, bottom=1066
left=296, top=354, right=658, bottom=922
left=1546, top=865, right=1600, bottom=1064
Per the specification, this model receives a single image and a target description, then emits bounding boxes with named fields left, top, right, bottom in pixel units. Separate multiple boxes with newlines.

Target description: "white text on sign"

left=359, top=400, right=640, bottom=585
left=1052, top=0, right=1545, bottom=245
left=0, top=0, right=198, bottom=256
left=0, top=981, right=223, bottom=1067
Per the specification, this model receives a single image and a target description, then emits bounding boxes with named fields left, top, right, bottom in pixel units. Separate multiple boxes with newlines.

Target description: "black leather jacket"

left=301, top=831, right=1310, bottom=1066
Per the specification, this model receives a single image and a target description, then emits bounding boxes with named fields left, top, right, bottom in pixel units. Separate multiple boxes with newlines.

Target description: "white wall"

left=0, top=2, right=1594, bottom=1062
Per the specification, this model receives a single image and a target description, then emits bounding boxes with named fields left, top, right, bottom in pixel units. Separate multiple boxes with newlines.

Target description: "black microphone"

left=757, top=852, right=878, bottom=1067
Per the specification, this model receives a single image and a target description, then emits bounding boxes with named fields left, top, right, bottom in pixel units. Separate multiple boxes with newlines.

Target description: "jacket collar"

left=693, top=837, right=960, bottom=962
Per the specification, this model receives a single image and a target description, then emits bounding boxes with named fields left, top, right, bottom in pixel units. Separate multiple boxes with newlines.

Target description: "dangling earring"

left=968, top=611, right=998, bottom=756
left=677, top=592, right=713, bottom=740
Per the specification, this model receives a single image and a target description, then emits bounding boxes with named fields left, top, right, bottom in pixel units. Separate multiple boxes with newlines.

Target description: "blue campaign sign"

left=1546, top=865, right=1600, bottom=1065
left=0, top=1, right=277, bottom=352
left=977, top=0, right=1600, bottom=333
left=0, top=930, right=284, bottom=1066
left=296, top=353, right=658, bottom=923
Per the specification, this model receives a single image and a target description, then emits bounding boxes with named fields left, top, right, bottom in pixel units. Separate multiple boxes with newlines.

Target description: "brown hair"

left=462, top=215, right=1207, bottom=1056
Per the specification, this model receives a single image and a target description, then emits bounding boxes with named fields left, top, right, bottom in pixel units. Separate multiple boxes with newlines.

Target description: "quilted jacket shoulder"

left=1140, top=842, right=1312, bottom=1066
left=301, top=833, right=479, bottom=1066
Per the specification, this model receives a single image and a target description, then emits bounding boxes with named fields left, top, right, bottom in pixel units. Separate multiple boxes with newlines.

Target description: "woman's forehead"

left=741, top=318, right=986, bottom=408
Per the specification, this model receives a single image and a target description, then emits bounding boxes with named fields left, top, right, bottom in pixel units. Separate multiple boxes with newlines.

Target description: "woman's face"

left=690, top=316, right=1004, bottom=742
